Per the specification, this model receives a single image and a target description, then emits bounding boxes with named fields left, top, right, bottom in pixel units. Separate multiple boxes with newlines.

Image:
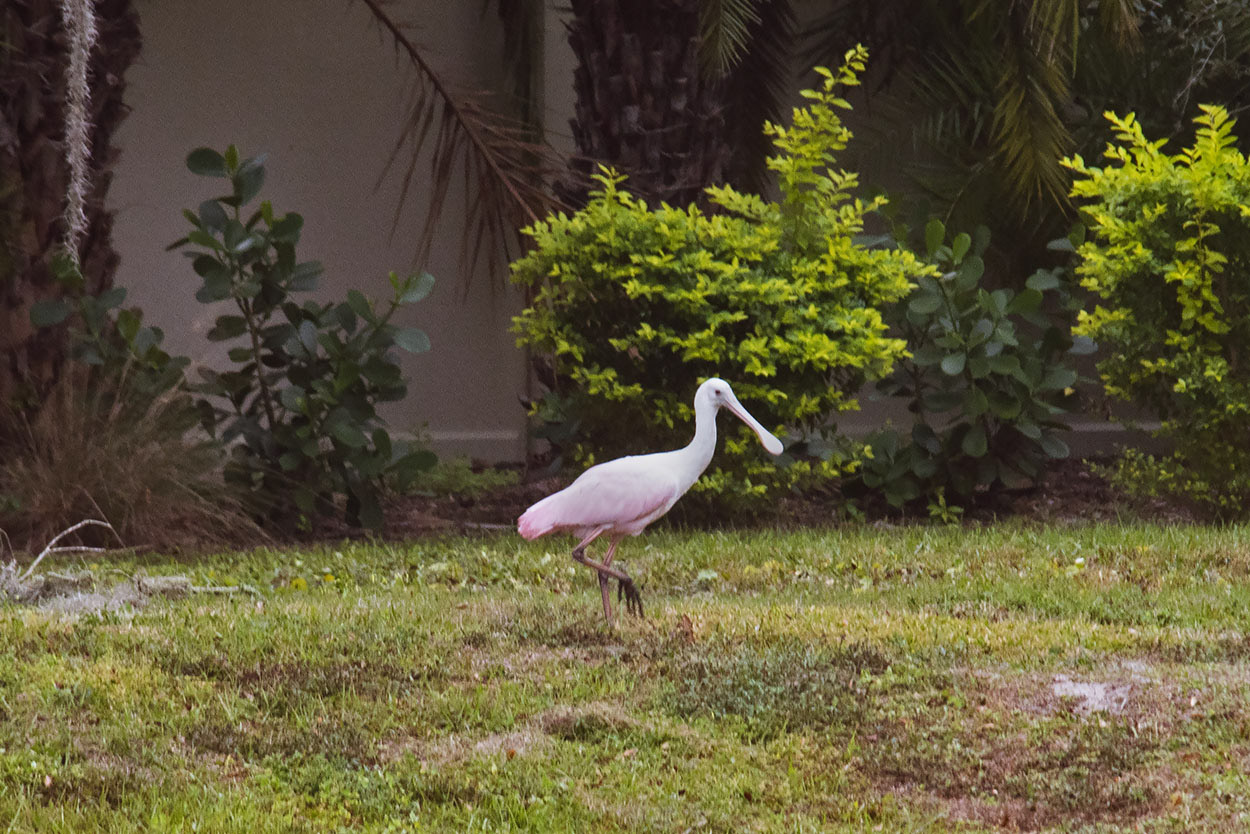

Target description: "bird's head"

left=697, top=378, right=784, bottom=455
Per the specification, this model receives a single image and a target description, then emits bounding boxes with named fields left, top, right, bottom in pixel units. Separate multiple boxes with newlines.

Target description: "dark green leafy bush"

left=857, top=220, right=1088, bottom=508
left=1063, top=105, right=1250, bottom=516
left=511, top=48, right=934, bottom=508
left=174, top=146, right=436, bottom=529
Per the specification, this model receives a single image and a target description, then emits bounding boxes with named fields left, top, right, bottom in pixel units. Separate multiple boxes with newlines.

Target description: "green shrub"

left=29, top=250, right=190, bottom=405
left=10, top=253, right=253, bottom=552
left=511, top=48, right=934, bottom=509
left=1063, top=105, right=1250, bottom=516
left=857, top=220, right=1088, bottom=509
left=174, top=146, right=436, bottom=529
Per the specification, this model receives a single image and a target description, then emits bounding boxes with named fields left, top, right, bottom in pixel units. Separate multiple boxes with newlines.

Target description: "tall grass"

left=0, top=369, right=258, bottom=554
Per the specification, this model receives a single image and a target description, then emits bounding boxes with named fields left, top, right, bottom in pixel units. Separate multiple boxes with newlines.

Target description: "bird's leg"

left=597, top=538, right=617, bottom=624
left=571, top=530, right=642, bottom=625
left=601, top=537, right=643, bottom=619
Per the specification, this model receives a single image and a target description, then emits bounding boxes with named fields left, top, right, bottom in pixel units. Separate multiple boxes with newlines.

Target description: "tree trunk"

left=0, top=0, right=141, bottom=413
left=563, top=0, right=730, bottom=208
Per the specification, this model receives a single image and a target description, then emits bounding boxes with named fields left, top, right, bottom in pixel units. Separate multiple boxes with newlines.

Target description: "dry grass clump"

left=0, top=371, right=259, bottom=554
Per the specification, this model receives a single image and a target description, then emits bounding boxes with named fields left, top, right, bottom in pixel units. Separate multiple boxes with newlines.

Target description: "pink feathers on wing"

left=517, top=495, right=560, bottom=540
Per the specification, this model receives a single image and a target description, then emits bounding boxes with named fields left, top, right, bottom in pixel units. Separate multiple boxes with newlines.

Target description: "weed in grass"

left=658, top=633, right=894, bottom=741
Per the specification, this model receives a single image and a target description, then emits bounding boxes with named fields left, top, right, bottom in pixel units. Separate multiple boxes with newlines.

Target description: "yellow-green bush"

left=1063, top=105, right=1250, bottom=516
left=512, top=48, right=934, bottom=509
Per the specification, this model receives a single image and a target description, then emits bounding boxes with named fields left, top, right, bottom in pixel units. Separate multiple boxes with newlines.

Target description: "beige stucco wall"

left=108, top=0, right=534, bottom=462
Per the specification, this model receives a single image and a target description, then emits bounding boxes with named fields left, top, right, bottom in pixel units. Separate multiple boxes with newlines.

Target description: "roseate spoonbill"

left=517, top=378, right=783, bottom=625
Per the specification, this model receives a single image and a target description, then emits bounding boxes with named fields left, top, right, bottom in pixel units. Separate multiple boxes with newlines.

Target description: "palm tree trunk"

left=563, top=0, right=730, bottom=208
left=0, top=0, right=141, bottom=413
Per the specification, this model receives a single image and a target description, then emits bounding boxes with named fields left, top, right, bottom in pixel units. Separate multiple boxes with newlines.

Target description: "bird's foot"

left=615, top=564, right=644, bottom=618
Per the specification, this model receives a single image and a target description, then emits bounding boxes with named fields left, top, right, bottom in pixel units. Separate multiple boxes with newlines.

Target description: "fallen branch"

left=19, top=519, right=116, bottom=583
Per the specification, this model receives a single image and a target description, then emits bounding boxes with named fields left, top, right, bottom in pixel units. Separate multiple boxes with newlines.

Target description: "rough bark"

left=0, top=0, right=141, bottom=412
left=563, top=0, right=730, bottom=208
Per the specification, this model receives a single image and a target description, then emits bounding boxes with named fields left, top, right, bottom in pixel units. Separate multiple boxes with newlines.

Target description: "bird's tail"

left=516, top=502, right=553, bottom=540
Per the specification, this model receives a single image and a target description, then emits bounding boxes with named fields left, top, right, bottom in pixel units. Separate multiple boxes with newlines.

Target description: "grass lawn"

left=2, top=522, right=1249, bottom=832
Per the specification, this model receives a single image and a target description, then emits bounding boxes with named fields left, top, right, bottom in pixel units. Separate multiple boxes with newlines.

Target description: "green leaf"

left=1007, top=288, right=1043, bottom=314
left=347, top=290, right=372, bottom=319
left=233, top=155, right=267, bottom=205
left=963, top=387, right=989, bottom=416
left=372, top=428, right=393, bottom=461
left=393, top=327, right=431, bottom=354
left=330, top=421, right=368, bottom=448
left=910, top=345, right=943, bottom=367
left=912, top=423, right=941, bottom=454
left=278, top=451, right=303, bottom=472
left=1039, top=433, right=1069, bottom=459
left=988, top=354, right=1022, bottom=377
left=1039, top=367, right=1077, bottom=391
left=398, top=271, right=436, bottom=303
left=961, top=424, right=988, bottom=458
left=954, top=256, right=984, bottom=290
left=49, top=250, right=85, bottom=291
left=940, top=353, right=966, bottom=376
left=196, top=273, right=233, bottom=303
left=98, top=287, right=127, bottom=309
left=1017, top=421, right=1042, bottom=440
left=187, top=229, right=221, bottom=250
left=279, top=384, right=306, bottom=412
left=1025, top=269, right=1062, bottom=291
left=116, top=308, right=141, bottom=342
left=924, top=218, right=945, bottom=257
left=198, top=199, right=228, bottom=232
left=951, top=232, right=971, bottom=262
left=30, top=299, right=73, bottom=328
left=192, top=254, right=229, bottom=280
left=989, top=392, right=1022, bottom=419
left=291, top=261, right=323, bottom=292
left=909, top=291, right=942, bottom=315
left=207, top=315, right=248, bottom=341
left=270, top=213, right=303, bottom=242
left=187, top=147, right=228, bottom=177
left=298, top=319, right=318, bottom=353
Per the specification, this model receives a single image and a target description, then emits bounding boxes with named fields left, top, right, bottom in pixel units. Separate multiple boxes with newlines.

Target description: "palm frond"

left=1096, top=0, right=1141, bottom=47
left=698, top=0, right=761, bottom=77
left=990, top=33, right=1072, bottom=216
left=355, top=0, right=566, bottom=289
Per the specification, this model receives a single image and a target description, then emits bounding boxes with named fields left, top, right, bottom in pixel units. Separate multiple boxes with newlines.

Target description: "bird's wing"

left=518, top=457, right=681, bottom=538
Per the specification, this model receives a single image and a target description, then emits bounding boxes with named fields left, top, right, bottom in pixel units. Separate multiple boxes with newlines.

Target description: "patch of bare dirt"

left=378, top=700, right=636, bottom=767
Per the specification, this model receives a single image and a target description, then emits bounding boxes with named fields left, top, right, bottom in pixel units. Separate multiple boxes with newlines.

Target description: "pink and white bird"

left=517, top=378, right=784, bottom=625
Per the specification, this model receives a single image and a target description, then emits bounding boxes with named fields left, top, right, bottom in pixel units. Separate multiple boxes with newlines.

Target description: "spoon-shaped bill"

left=723, top=391, right=784, bottom=455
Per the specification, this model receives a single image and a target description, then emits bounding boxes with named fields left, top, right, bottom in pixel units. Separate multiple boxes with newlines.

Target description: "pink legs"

left=571, top=529, right=643, bottom=625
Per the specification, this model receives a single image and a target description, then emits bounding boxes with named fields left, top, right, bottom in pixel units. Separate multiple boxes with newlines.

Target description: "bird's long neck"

left=677, top=398, right=719, bottom=483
